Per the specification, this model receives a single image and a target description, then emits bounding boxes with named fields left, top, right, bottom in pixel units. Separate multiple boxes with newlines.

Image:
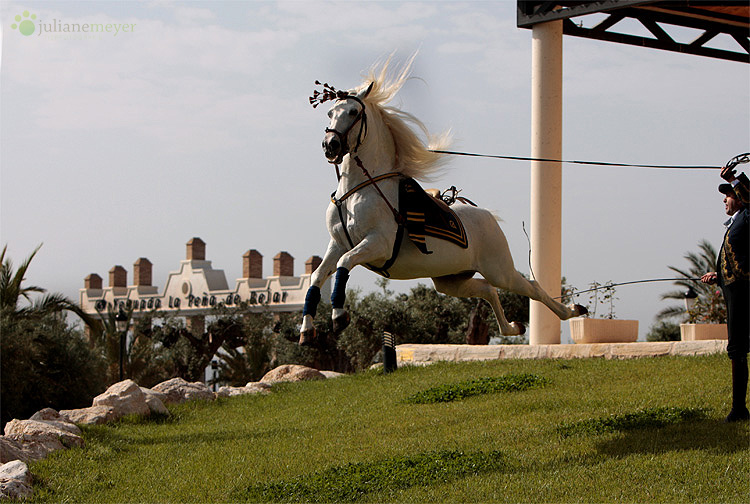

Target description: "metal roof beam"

left=562, top=16, right=749, bottom=62
left=517, top=0, right=654, bottom=27
left=518, top=1, right=750, bottom=63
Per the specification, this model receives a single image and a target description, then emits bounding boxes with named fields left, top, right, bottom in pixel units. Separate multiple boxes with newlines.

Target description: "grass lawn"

left=29, top=354, right=749, bottom=502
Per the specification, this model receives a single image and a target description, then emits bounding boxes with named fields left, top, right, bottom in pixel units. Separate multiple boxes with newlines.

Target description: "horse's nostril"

left=324, top=139, right=340, bottom=155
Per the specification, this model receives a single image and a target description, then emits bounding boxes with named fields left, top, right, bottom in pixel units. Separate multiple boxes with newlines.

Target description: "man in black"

left=701, top=163, right=750, bottom=422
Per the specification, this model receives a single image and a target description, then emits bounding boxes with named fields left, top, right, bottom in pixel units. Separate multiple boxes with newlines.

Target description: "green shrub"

left=646, top=321, right=681, bottom=342
left=0, top=314, right=107, bottom=428
left=556, top=406, right=709, bottom=438
left=404, top=373, right=549, bottom=404
left=239, top=450, right=507, bottom=502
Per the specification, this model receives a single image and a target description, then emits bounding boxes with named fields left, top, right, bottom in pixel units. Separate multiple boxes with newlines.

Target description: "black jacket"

left=718, top=173, right=749, bottom=288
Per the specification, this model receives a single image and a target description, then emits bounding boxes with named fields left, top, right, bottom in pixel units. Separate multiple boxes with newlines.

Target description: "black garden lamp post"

left=210, top=359, right=219, bottom=391
left=115, top=308, right=129, bottom=381
left=683, top=287, right=698, bottom=316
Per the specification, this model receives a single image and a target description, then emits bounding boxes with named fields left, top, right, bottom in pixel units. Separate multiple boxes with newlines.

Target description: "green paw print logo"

left=11, top=10, right=36, bottom=36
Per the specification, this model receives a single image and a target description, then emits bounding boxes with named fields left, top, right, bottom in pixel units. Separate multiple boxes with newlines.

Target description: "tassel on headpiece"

left=309, top=81, right=350, bottom=108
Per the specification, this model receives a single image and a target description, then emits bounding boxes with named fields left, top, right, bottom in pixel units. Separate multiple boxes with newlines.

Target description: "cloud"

left=3, top=6, right=302, bottom=153
left=173, top=5, right=216, bottom=26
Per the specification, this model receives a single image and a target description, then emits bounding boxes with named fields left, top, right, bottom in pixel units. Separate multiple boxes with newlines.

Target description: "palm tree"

left=657, top=240, right=726, bottom=323
left=0, top=244, right=99, bottom=331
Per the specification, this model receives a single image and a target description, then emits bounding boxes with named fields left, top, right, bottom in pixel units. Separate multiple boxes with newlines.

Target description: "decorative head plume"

left=309, top=81, right=350, bottom=108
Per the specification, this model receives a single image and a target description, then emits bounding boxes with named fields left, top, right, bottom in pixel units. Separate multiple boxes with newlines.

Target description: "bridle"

left=310, top=81, right=370, bottom=169
left=324, top=94, right=368, bottom=168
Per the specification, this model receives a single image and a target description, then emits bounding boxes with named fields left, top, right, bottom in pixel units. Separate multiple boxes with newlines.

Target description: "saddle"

left=399, top=178, right=469, bottom=254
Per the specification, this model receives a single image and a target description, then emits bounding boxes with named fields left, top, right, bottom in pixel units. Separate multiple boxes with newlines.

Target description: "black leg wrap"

left=383, top=330, right=397, bottom=374
left=302, top=285, right=321, bottom=318
left=331, top=267, right=349, bottom=309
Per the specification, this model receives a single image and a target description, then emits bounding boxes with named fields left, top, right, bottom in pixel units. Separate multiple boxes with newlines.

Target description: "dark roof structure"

left=517, top=1, right=749, bottom=63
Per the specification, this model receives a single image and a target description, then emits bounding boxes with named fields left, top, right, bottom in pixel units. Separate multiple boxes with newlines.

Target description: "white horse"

left=300, top=57, right=585, bottom=344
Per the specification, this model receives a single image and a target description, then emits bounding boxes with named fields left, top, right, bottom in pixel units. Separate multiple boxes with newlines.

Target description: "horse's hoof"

left=571, top=304, right=588, bottom=317
left=299, top=327, right=317, bottom=346
left=332, top=312, right=351, bottom=334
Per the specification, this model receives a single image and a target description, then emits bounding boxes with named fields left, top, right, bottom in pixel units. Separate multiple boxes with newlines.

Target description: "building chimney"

left=186, top=237, right=205, bottom=261
left=133, top=258, right=152, bottom=286
left=109, top=266, right=127, bottom=288
left=273, top=251, right=294, bottom=277
left=85, top=273, right=103, bottom=290
left=305, top=256, right=322, bottom=275
left=243, top=249, right=263, bottom=278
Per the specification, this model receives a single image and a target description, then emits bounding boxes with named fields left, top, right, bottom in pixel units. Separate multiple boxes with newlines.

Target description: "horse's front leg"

left=300, top=239, right=345, bottom=345
left=330, top=234, right=393, bottom=334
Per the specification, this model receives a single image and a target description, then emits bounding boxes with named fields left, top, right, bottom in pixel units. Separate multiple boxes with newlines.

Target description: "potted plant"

left=680, top=288, right=727, bottom=341
left=569, top=281, right=638, bottom=344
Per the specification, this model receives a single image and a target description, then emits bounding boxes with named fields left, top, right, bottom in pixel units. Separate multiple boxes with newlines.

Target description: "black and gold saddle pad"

left=399, top=178, right=469, bottom=254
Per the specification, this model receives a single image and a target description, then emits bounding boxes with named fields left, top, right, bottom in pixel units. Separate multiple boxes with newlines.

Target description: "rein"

left=331, top=172, right=401, bottom=205
left=352, top=156, right=405, bottom=225
left=330, top=163, right=404, bottom=278
left=330, top=157, right=405, bottom=278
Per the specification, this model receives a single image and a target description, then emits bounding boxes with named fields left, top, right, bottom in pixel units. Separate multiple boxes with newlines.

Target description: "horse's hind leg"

left=472, top=214, right=584, bottom=321
left=485, top=268, right=584, bottom=320
left=432, top=274, right=525, bottom=336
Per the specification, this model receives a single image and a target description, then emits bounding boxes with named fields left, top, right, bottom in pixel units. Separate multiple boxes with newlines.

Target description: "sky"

left=1, top=1, right=748, bottom=342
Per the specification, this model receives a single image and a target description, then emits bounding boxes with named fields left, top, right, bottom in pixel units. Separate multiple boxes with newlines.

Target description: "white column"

left=529, top=20, right=563, bottom=345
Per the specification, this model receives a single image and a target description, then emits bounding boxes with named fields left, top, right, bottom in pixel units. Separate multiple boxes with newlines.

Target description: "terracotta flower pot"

left=680, top=323, right=727, bottom=341
left=569, top=318, right=638, bottom=344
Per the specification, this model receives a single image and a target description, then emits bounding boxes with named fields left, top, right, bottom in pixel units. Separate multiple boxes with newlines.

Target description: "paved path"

left=396, top=340, right=726, bottom=365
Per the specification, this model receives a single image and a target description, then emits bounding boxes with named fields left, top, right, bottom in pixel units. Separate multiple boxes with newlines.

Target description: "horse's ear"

left=357, top=82, right=374, bottom=99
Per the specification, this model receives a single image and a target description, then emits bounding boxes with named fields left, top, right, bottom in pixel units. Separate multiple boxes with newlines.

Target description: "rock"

left=0, top=460, right=33, bottom=500
left=151, top=378, right=216, bottom=405
left=260, top=365, right=326, bottom=384
left=140, top=388, right=169, bottom=415
left=320, top=370, right=346, bottom=379
left=0, top=460, right=31, bottom=486
left=29, top=408, right=82, bottom=436
left=59, top=406, right=117, bottom=426
left=3, top=418, right=84, bottom=461
left=0, top=438, right=27, bottom=464
left=0, top=475, right=33, bottom=500
left=245, top=382, right=273, bottom=393
left=0, top=437, right=53, bottom=463
left=93, top=379, right=150, bottom=419
left=216, top=382, right=272, bottom=398
left=28, top=408, right=59, bottom=422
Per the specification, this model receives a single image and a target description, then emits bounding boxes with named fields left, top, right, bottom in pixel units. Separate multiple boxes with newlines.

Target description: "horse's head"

left=322, top=82, right=373, bottom=164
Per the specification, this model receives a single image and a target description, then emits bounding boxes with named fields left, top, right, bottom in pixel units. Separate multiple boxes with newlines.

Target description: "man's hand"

left=701, top=272, right=718, bottom=285
left=721, top=165, right=737, bottom=183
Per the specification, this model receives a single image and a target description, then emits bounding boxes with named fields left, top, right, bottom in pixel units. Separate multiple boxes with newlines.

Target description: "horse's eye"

left=349, top=109, right=358, bottom=117
left=327, top=110, right=334, bottom=118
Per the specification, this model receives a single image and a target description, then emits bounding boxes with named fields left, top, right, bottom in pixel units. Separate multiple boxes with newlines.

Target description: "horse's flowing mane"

left=355, top=54, right=451, bottom=181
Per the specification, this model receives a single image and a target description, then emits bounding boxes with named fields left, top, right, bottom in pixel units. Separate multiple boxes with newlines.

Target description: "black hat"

left=719, top=183, right=736, bottom=196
